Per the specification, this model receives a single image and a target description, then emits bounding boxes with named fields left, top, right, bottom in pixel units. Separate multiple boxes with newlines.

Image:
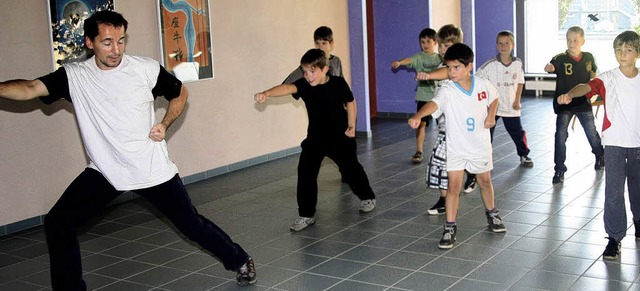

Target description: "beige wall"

left=0, top=0, right=350, bottom=226
left=431, top=0, right=461, bottom=29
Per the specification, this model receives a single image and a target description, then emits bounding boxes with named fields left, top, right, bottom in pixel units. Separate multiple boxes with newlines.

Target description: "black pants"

left=44, top=168, right=248, bottom=291
left=489, top=116, right=530, bottom=157
left=297, top=137, right=375, bottom=217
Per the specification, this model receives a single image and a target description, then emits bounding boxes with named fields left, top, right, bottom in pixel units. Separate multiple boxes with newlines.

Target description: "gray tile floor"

left=1, top=96, right=639, bottom=290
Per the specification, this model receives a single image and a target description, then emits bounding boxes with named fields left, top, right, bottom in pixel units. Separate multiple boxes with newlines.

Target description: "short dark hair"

left=613, top=30, right=640, bottom=53
left=84, top=10, right=128, bottom=41
left=419, top=28, right=437, bottom=41
left=443, top=43, right=474, bottom=66
left=300, top=48, right=327, bottom=68
left=314, top=26, right=333, bottom=42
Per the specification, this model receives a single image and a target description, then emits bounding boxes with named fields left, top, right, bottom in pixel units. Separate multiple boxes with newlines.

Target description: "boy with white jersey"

left=558, top=30, right=640, bottom=261
left=409, top=43, right=506, bottom=249
left=476, top=30, right=533, bottom=167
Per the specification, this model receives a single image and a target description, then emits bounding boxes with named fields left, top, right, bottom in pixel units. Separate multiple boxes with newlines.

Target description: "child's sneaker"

left=290, top=217, right=315, bottom=231
left=520, top=156, right=534, bottom=167
left=552, top=171, right=565, bottom=184
left=427, top=197, right=446, bottom=215
left=485, top=210, right=507, bottom=233
left=595, top=155, right=605, bottom=170
left=602, top=237, right=621, bottom=260
left=360, top=199, right=376, bottom=213
left=412, top=151, right=424, bottom=163
left=438, top=224, right=457, bottom=249
left=236, top=257, right=257, bottom=286
left=463, top=175, right=477, bottom=193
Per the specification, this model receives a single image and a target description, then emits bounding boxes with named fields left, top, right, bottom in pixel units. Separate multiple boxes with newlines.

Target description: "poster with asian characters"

left=158, top=0, right=213, bottom=82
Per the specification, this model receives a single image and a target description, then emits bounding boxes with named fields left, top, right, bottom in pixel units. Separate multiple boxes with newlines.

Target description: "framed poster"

left=158, top=0, right=213, bottom=82
left=48, top=0, right=114, bottom=69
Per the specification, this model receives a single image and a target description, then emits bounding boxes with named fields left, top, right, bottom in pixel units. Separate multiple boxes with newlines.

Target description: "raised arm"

left=557, top=83, right=591, bottom=105
left=254, top=83, right=297, bottom=103
left=408, top=101, right=438, bottom=128
left=0, top=79, right=49, bottom=101
left=544, top=63, right=555, bottom=73
left=416, top=66, right=448, bottom=81
left=391, top=57, right=411, bottom=69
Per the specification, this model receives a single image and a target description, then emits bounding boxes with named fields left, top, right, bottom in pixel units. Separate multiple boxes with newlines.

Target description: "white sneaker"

left=289, top=217, right=315, bottom=231
left=520, top=156, right=534, bottom=167
left=359, top=199, right=376, bottom=213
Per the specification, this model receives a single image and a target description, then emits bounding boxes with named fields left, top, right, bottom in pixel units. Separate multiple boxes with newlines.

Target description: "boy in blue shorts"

left=255, top=49, right=376, bottom=232
left=409, top=43, right=506, bottom=249
left=391, top=28, right=441, bottom=163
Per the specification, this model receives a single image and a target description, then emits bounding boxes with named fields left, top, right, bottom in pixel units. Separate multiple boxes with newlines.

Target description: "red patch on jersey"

left=477, top=91, right=487, bottom=101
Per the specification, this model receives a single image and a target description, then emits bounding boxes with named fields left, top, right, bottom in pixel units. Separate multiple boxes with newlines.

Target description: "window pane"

left=525, top=0, right=640, bottom=74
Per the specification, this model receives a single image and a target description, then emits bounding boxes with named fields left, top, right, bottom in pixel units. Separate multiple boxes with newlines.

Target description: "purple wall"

left=347, top=0, right=370, bottom=134
left=474, top=0, right=515, bottom=68
left=357, top=0, right=516, bottom=116
left=461, top=0, right=475, bottom=50
left=373, top=0, right=430, bottom=114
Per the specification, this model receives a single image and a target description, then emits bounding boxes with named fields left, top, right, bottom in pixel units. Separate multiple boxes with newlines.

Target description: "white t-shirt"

left=63, top=55, right=179, bottom=190
left=432, top=76, right=498, bottom=161
left=476, top=56, right=525, bottom=117
left=587, top=68, right=640, bottom=147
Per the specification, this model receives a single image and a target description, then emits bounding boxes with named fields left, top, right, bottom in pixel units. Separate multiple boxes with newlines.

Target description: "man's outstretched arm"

left=0, top=79, right=49, bottom=101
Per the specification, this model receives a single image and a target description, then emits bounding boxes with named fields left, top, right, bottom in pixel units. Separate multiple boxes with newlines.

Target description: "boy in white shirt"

left=409, top=43, right=506, bottom=249
left=558, top=30, right=640, bottom=260
left=476, top=30, right=533, bottom=167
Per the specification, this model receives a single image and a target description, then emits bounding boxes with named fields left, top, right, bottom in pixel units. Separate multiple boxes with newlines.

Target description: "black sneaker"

left=595, top=155, right=605, bottom=170
left=552, top=171, right=565, bottom=184
left=427, top=197, right=446, bottom=215
left=236, top=257, right=257, bottom=286
left=412, top=151, right=424, bottom=164
left=463, top=174, right=477, bottom=193
left=485, top=210, right=507, bottom=233
left=602, top=237, right=621, bottom=260
left=635, top=219, right=640, bottom=240
left=438, top=224, right=457, bottom=249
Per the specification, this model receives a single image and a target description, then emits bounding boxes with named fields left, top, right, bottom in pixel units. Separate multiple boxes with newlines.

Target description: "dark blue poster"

left=49, top=0, right=114, bottom=69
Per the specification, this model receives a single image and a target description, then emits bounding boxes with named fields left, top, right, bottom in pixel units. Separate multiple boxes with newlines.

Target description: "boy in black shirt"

left=254, top=48, right=376, bottom=231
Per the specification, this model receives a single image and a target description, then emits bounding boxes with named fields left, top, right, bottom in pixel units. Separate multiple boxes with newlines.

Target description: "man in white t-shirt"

left=409, top=43, right=506, bottom=249
left=0, top=11, right=255, bottom=290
